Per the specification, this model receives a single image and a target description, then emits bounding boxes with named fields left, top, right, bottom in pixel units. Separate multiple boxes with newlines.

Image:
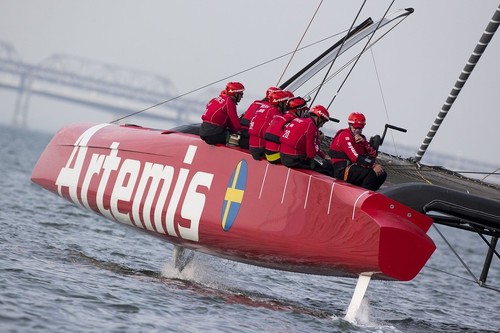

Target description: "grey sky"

left=1, top=1, right=499, bottom=173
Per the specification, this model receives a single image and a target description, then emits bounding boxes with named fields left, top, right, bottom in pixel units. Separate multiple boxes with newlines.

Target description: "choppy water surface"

left=1, top=124, right=498, bottom=332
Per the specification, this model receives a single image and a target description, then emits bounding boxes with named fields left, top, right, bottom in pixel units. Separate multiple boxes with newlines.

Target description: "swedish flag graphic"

left=221, top=160, right=248, bottom=231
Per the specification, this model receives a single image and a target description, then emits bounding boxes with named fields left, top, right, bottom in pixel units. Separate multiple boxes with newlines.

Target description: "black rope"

left=276, top=0, right=324, bottom=87
left=454, top=171, right=500, bottom=176
left=304, top=57, right=356, bottom=98
left=425, top=265, right=500, bottom=293
left=110, top=31, right=346, bottom=124
left=476, top=232, right=500, bottom=259
left=327, top=0, right=395, bottom=109
left=370, top=47, right=398, bottom=154
left=310, top=0, right=366, bottom=107
left=432, top=224, right=479, bottom=284
left=482, top=166, right=500, bottom=182
left=303, top=17, right=408, bottom=101
left=425, top=265, right=477, bottom=284
left=424, top=223, right=500, bottom=292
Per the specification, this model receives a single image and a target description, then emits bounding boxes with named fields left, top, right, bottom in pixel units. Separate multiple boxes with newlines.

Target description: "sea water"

left=1, top=124, right=498, bottom=332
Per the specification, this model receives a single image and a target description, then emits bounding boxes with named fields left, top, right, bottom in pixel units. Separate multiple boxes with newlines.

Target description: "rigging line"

left=414, top=3, right=500, bottom=163
left=476, top=232, right=500, bottom=259
left=276, top=0, right=324, bottom=87
left=425, top=265, right=500, bottom=293
left=310, top=0, right=367, bottom=107
left=455, top=170, right=500, bottom=176
left=304, top=57, right=356, bottom=97
left=327, top=0, right=395, bottom=110
left=415, top=166, right=433, bottom=184
left=303, top=19, right=407, bottom=100
left=415, top=167, right=500, bottom=187
left=369, top=47, right=400, bottom=156
left=110, top=31, right=346, bottom=124
left=427, top=230, right=500, bottom=292
left=480, top=284, right=500, bottom=293
left=425, top=265, right=477, bottom=284
left=482, top=166, right=500, bottom=182
left=432, top=224, right=480, bottom=284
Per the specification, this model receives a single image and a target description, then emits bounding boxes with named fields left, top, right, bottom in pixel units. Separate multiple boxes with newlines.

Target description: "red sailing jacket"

left=248, top=104, right=281, bottom=149
left=280, top=117, right=324, bottom=159
left=201, top=94, right=241, bottom=133
left=329, top=128, right=377, bottom=167
left=240, top=100, right=271, bottom=129
left=264, top=113, right=297, bottom=152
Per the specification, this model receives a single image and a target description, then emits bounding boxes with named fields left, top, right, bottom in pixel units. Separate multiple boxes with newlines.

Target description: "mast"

left=414, top=4, right=500, bottom=163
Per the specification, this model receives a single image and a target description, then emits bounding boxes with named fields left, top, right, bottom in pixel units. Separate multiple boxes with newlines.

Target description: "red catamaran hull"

left=31, top=123, right=435, bottom=281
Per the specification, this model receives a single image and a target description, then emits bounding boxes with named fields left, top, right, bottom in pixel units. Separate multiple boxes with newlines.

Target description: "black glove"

left=369, top=135, right=382, bottom=152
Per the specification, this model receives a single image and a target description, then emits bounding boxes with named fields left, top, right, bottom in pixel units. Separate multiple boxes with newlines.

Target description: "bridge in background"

left=0, top=41, right=205, bottom=127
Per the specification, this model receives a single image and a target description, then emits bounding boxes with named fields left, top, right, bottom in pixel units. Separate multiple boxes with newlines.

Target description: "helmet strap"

left=311, top=115, right=320, bottom=127
left=232, top=94, right=242, bottom=105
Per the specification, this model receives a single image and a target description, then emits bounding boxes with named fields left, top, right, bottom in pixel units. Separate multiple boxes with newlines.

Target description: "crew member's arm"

left=227, top=100, right=242, bottom=133
left=339, top=133, right=375, bottom=167
left=305, top=125, right=319, bottom=159
left=363, top=138, right=378, bottom=158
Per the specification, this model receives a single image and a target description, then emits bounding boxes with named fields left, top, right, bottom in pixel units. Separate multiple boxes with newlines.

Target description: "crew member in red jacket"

left=200, top=82, right=244, bottom=145
left=238, top=86, right=280, bottom=149
left=328, top=112, right=386, bottom=191
left=280, top=105, right=331, bottom=170
left=263, top=96, right=308, bottom=164
left=248, top=90, right=289, bottom=160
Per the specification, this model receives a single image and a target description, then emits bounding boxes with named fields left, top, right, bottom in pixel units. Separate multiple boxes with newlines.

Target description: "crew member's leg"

left=346, top=165, right=385, bottom=191
left=200, top=123, right=227, bottom=145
